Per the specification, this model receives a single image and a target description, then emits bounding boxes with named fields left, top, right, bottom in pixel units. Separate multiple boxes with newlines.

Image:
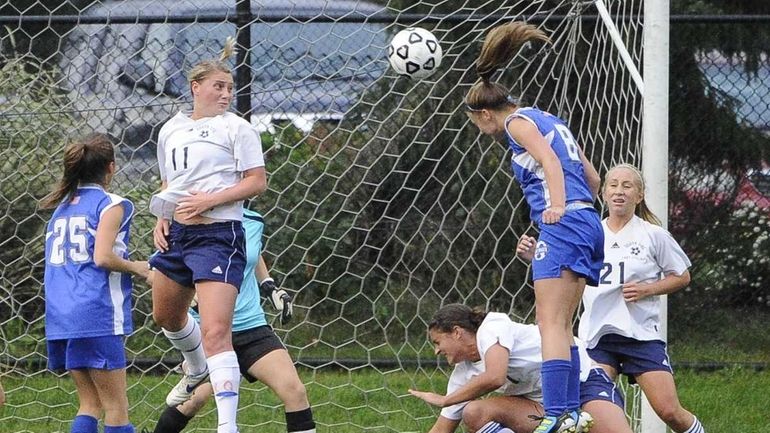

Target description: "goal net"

left=0, top=0, right=645, bottom=431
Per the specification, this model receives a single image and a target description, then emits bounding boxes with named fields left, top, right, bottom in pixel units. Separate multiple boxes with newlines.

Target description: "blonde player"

left=408, top=304, right=633, bottom=433
left=147, top=209, right=315, bottom=433
left=519, top=163, right=705, bottom=433
left=148, top=37, right=266, bottom=433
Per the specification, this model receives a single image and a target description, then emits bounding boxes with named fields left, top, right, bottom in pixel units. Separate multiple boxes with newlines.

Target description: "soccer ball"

left=387, top=27, right=442, bottom=79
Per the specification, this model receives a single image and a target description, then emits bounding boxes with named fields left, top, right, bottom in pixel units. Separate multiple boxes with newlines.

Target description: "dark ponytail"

left=428, top=303, right=488, bottom=334
left=40, top=133, right=115, bottom=209
left=465, top=22, right=550, bottom=111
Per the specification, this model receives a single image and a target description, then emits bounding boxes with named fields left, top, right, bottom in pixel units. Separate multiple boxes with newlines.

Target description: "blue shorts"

left=587, top=334, right=673, bottom=383
left=533, top=208, right=603, bottom=286
left=47, top=335, right=127, bottom=371
left=149, top=221, right=246, bottom=290
left=580, top=367, right=625, bottom=409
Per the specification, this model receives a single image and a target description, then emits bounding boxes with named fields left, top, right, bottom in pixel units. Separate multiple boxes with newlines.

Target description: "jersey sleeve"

left=157, top=123, right=169, bottom=181
left=234, top=121, right=265, bottom=171
left=649, top=226, right=691, bottom=275
left=439, top=366, right=469, bottom=421
left=100, top=194, right=135, bottom=231
left=476, top=314, right=515, bottom=356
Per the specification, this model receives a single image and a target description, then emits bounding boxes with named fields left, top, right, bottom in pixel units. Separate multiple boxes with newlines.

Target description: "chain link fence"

left=0, top=0, right=768, bottom=431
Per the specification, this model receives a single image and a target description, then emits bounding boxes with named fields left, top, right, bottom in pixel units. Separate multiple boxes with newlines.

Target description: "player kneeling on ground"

left=409, top=304, right=633, bottom=433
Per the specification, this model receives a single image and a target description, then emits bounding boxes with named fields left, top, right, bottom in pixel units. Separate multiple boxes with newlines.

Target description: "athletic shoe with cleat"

left=531, top=412, right=577, bottom=433
left=571, top=409, right=594, bottom=433
left=165, top=364, right=209, bottom=407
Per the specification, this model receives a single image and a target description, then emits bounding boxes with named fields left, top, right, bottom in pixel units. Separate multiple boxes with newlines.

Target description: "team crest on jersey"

left=534, top=240, right=548, bottom=261
left=197, top=125, right=213, bottom=138
left=622, top=241, right=646, bottom=260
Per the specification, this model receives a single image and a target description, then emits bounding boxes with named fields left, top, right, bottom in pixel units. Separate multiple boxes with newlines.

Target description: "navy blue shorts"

left=149, top=220, right=246, bottom=290
left=580, top=367, right=625, bottom=409
left=587, top=334, right=673, bottom=383
left=533, top=208, right=604, bottom=286
left=233, top=325, right=286, bottom=383
left=47, top=335, right=127, bottom=371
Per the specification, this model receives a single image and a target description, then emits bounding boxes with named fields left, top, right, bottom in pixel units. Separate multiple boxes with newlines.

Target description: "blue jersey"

left=190, top=208, right=268, bottom=331
left=505, top=107, right=594, bottom=223
left=44, top=184, right=135, bottom=340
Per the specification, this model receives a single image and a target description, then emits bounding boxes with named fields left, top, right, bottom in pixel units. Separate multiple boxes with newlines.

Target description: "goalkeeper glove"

left=259, top=278, right=293, bottom=324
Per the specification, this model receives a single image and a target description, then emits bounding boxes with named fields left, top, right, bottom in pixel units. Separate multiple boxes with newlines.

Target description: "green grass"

left=1, top=367, right=768, bottom=433
left=668, top=306, right=770, bottom=363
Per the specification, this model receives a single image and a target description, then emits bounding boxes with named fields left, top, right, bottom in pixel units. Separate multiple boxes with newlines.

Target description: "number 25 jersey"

left=44, top=185, right=135, bottom=340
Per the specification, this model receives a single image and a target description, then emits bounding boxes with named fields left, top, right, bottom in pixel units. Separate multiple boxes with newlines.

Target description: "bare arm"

left=255, top=255, right=270, bottom=282
left=94, top=205, right=148, bottom=278
left=623, top=270, right=691, bottom=302
left=579, top=149, right=601, bottom=199
left=442, top=344, right=509, bottom=406
left=409, top=344, right=509, bottom=408
left=176, top=167, right=267, bottom=218
left=508, top=118, right=566, bottom=224
left=153, top=180, right=171, bottom=251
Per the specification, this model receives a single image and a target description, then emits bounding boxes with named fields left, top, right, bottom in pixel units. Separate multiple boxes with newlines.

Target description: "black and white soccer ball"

left=387, top=27, right=442, bottom=79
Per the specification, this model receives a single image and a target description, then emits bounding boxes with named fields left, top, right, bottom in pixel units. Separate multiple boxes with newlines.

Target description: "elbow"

left=487, top=375, right=507, bottom=390
left=680, top=271, right=691, bottom=286
left=93, top=253, right=110, bottom=269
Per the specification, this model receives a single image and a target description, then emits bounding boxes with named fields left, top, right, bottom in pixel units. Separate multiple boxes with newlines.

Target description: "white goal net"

left=0, top=0, right=645, bottom=431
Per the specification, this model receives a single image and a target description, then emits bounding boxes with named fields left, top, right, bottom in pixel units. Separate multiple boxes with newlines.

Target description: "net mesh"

left=0, top=0, right=644, bottom=431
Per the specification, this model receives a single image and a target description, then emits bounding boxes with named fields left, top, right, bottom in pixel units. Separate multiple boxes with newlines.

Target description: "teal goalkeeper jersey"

left=190, top=208, right=268, bottom=331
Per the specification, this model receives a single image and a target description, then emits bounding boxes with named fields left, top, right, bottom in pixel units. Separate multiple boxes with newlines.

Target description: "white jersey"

left=150, top=111, right=265, bottom=221
left=440, top=313, right=592, bottom=421
left=578, top=215, right=691, bottom=348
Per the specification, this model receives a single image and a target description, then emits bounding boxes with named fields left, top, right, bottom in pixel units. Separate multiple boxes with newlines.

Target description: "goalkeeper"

left=147, top=208, right=315, bottom=433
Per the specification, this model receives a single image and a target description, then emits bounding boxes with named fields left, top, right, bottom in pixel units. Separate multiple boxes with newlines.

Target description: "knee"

left=201, top=322, right=232, bottom=353
left=461, top=400, right=487, bottom=431
left=278, top=379, right=309, bottom=408
left=653, top=403, right=683, bottom=425
left=153, top=308, right=186, bottom=331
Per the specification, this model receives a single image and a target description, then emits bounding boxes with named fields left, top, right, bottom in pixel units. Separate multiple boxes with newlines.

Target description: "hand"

left=153, top=218, right=170, bottom=252
left=541, top=205, right=564, bottom=224
left=516, top=234, right=537, bottom=262
left=408, top=389, right=447, bottom=407
left=134, top=260, right=150, bottom=280
left=176, top=190, right=216, bottom=219
left=260, top=278, right=293, bottom=324
left=622, top=281, right=654, bottom=302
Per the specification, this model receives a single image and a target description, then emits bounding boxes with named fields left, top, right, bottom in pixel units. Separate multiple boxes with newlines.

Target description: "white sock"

left=476, top=421, right=515, bottom=433
left=208, top=351, right=241, bottom=433
left=162, top=313, right=207, bottom=375
left=683, top=416, right=704, bottom=433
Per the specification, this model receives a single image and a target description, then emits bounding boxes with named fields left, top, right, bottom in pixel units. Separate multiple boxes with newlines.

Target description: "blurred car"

left=58, top=0, right=389, bottom=159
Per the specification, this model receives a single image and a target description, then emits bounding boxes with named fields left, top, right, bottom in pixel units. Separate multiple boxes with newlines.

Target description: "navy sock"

left=567, top=345, right=581, bottom=411
left=541, top=359, right=571, bottom=417
left=71, top=415, right=98, bottom=433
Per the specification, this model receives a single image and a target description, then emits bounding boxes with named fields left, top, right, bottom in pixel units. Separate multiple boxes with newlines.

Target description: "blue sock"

left=104, top=424, right=135, bottom=433
left=71, top=415, right=98, bottom=433
left=541, top=359, right=571, bottom=417
left=567, top=345, right=581, bottom=411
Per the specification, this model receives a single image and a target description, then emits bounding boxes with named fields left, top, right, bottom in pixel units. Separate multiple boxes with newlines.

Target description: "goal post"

left=641, top=1, right=670, bottom=432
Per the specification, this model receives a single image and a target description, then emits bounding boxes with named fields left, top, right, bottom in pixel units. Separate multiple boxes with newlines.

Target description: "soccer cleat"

left=165, top=366, right=209, bottom=406
left=531, top=412, right=577, bottom=433
left=572, top=409, right=594, bottom=433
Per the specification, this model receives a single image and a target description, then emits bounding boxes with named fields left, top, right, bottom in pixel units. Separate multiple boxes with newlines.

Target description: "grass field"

left=0, top=365, right=767, bottom=433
